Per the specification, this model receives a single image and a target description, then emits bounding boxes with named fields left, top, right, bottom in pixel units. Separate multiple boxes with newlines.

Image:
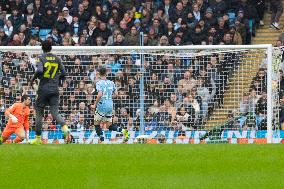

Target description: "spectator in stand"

left=239, top=0, right=259, bottom=36
left=125, top=26, right=139, bottom=46
left=62, top=7, right=73, bottom=25
left=270, top=0, right=283, bottom=30
left=112, top=33, right=127, bottom=46
left=236, top=9, right=251, bottom=44
left=210, top=0, right=227, bottom=18
left=275, top=40, right=283, bottom=47
left=106, top=28, right=120, bottom=46
left=8, top=8, right=23, bottom=31
left=54, top=12, right=70, bottom=35
left=76, top=114, right=86, bottom=131
left=40, top=8, right=56, bottom=29
left=176, top=106, right=192, bottom=130
left=4, top=20, right=13, bottom=37
left=8, top=34, right=22, bottom=46
left=255, top=0, right=265, bottom=26
left=70, top=15, right=80, bottom=37
left=255, top=91, right=267, bottom=129
left=159, top=35, right=169, bottom=46
left=204, top=8, right=218, bottom=29
left=45, top=116, right=56, bottom=131
left=187, top=3, right=198, bottom=28
left=163, top=0, right=175, bottom=18
left=234, top=19, right=247, bottom=44
left=223, top=32, right=234, bottom=45
left=107, top=17, right=118, bottom=33
left=97, top=22, right=111, bottom=43
left=62, top=32, right=75, bottom=46
left=0, top=27, right=8, bottom=45
left=229, top=26, right=242, bottom=45
left=191, top=24, right=206, bottom=45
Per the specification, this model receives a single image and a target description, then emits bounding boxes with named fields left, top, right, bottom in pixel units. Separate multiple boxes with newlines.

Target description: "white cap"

left=62, top=7, right=69, bottom=11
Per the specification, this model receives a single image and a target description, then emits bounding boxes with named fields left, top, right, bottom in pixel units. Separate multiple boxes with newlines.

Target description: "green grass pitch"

left=0, top=144, right=283, bottom=189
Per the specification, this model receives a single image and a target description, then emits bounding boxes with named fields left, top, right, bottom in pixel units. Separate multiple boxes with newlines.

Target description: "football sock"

left=95, top=125, right=104, bottom=141
left=13, top=136, right=23, bottom=143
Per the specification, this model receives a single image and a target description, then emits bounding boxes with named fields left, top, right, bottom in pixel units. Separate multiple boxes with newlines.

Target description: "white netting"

left=0, top=46, right=281, bottom=144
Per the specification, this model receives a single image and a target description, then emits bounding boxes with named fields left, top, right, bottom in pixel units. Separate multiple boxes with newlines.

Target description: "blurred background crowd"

left=0, top=0, right=275, bottom=46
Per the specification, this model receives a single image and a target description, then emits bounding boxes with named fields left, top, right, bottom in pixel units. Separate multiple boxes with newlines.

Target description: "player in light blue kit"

left=94, top=67, right=129, bottom=143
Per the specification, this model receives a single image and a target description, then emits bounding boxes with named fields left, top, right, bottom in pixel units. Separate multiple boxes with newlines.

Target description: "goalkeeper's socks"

left=13, top=137, right=23, bottom=143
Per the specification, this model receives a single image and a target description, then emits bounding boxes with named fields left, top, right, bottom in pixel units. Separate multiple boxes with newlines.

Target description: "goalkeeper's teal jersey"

left=96, top=79, right=116, bottom=114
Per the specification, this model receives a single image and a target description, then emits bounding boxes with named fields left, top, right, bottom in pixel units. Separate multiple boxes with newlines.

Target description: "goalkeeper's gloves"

left=9, top=114, right=18, bottom=124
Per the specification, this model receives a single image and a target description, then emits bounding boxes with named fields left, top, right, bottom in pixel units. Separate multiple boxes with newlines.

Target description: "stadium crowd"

left=0, top=0, right=283, bottom=134
left=0, top=0, right=270, bottom=46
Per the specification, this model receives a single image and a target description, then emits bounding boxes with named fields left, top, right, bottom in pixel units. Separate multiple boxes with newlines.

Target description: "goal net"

left=0, top=45, right=281, bottom=144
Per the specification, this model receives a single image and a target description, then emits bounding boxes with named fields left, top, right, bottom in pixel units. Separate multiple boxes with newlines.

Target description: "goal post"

left=0, top=45, right=279, bottom=144
left=267, top=44, right=273, bottom=143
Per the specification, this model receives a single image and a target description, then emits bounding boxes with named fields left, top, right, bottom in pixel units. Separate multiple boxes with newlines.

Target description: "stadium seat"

left=228, top=11, right=236, bottom=24
left=39, top=29, right=52, bottom=41
left=30, top=28, right=39, bottom=36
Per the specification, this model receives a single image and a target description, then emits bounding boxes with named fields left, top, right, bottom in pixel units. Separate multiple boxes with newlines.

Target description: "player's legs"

left=106, top=115, right=129, bottom=142
left=95, top=112, right=129, bottom=142
left=49, top=94, right=65, bottom=125
left=30, top=92, right=47, bottom=144
left=49, top=94, right=70, bottom=142
left=94, top=111, right=105, bottom=142
left=30, top=105, right=44, bottom=144
left=108, top=124, right=129, bottom=143
left=105, top=116, right=119, bottom=131
left=14, top=127, right=25, bottom=143
left=35, top=105, right=44, bottom=136
left=1, top=126, right=16, bottom=143
left=35, top=92, right=47, bottom=136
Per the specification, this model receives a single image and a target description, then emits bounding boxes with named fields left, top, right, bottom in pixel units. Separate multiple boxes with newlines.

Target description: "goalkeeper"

left=0, top=95, right=31, bottom=144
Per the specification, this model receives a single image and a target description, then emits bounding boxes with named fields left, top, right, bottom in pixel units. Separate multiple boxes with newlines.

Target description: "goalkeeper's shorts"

left=2, top=126, right=25, bottom=139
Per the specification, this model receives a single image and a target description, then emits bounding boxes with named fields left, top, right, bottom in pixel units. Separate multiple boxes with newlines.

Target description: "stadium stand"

left=0, top=0, right=267, bottom=46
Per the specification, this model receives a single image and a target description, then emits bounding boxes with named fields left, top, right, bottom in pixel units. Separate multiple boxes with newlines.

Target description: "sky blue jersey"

left=96, top=79, right=117, bottom=114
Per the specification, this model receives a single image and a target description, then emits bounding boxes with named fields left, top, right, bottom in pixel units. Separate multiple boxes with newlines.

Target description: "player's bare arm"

left=94, top=91, right=103, bottom=110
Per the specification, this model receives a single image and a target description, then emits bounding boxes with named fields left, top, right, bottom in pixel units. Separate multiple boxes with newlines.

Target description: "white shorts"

left=94, top=110, right=112, bottom=123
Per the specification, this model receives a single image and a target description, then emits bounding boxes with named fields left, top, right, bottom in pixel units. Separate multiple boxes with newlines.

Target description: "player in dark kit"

left=29, top=41, right=70, bottom=144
